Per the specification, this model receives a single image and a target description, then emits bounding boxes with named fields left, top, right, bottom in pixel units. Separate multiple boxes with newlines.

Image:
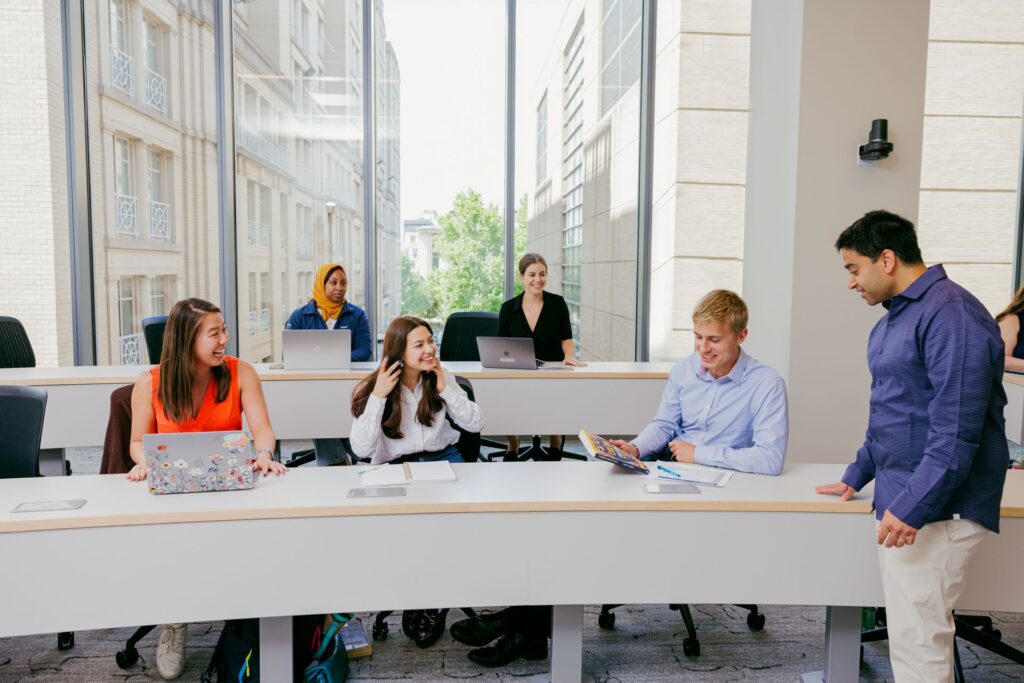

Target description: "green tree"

left=430, top=190, right=529, bottom=318
left=401, top=252, right=436, bottom=318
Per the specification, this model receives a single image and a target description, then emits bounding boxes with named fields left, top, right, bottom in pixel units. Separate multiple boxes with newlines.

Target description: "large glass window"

left=917, top=0, right=1024, bottom=314
left=516, top=0, right=643, bottom=361
left=384, top=0, right=505, bottom=339
left=86, top=0, right=221, bottom=365
left=0, top=0, right=72, bottom=367
left=646, top=1, right=752, bottom=361
left=234, top=0, right=365, bottom=362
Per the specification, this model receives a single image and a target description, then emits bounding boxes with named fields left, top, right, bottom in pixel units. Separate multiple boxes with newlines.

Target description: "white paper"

left=653, top=464, right=733, bottom=487
left=359, top=461, right=456, bottom=487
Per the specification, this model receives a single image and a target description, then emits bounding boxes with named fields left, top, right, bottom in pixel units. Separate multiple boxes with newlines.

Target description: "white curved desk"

left=1, top=462, right=1021, bottom=682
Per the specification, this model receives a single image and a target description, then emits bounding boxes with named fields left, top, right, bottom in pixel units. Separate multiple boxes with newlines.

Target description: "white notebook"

left=652, top=463, right=733, bottom=487
left=359, top=461, right=457, bottom=487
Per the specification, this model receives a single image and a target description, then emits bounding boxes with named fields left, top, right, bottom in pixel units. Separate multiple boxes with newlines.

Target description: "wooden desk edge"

left=0, top=499, right=876, bottom=534
left=1005, top=373, right=1024, bottom=388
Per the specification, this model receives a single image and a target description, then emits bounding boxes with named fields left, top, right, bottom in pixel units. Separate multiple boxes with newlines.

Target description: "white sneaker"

left=155, top=623, right=187, bottom=680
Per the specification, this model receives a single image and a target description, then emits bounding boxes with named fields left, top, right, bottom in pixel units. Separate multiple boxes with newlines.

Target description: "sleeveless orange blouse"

left=150, top=356, right=243, bottom=433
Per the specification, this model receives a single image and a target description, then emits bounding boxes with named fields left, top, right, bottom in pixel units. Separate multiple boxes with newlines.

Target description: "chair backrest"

left=438, top=311, right=499, bottom=362
left=0, top=316, right=36, bottom=369
left=142, top=316, right=168, bottom=365
left=100, top=384, right=135, bottom=475
left=0, top=385, right=47, bottom=478
left=448, top=375, right=481, bottom=463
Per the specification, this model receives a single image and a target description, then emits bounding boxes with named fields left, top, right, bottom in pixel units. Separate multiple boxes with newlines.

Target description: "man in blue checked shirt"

left=817, top=210, right=1008, bottom=682
left=610, top=289, right=789, bottom=475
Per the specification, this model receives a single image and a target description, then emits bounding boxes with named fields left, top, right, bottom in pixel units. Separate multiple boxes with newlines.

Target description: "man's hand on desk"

left=877, top=509, right=917, bottom=548
left=610, top=439, right=639, bottom=458
left=815, top=481, right=856, bottom=501
left=668, top=440, right=697, bottom=463
left=126, top=464, right=148, bottom=482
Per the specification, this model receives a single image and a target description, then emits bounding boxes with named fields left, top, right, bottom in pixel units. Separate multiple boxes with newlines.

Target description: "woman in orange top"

left=126, top=297, right=285, bottom=680
left=128, top=297, right=285, bottom=480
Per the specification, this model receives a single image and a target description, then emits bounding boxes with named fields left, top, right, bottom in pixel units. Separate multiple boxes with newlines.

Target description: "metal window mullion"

left=634, top=0, right=656, bottom=362
left=214, top=0, right=239, bottom=356
left=1014, top=104, right=1024, bottom=291
left=504, top=0, right=516, bottom=301
left=363, top=0, right=377, bottom=358
left=62, top=0, right=97, bottom=366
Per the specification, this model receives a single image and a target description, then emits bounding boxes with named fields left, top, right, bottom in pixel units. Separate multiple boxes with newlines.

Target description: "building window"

left=151, top=276, right=165, bottom=316
left=114, top=137, right=139, bottom=238
left=147, top=150, right=170, bottom=240
left=600, top=0, right=642, bottom=114
left=118, top=277, right=144, bottom=364
left=536, top=91, right=548, bottom=184
left=109, top=0, right=133, bottom=95
left=144, top=20, right=168, bottom=114
left=561, top=17, right=585, bottom=348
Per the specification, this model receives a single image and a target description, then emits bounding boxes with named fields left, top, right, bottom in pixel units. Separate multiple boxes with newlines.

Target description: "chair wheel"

left=682, top=637, right=700, bottom=657
left=57, top=632, right=74, bottom=651
left=746, top=612, right=766, bottom=631
left=115, top=646, right=140, bottom=669
left=401, top=611, right=417, bottom=638
left=598, top=612, right=616, bottom=630
left=981, top=626, right=1002, bottom=640
left=413, top=609, right=448, bottom=649
left=372, top=622, right=389, bottom=641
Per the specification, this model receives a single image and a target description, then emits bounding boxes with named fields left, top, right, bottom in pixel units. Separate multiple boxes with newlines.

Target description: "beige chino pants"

left=877, top=518, right=988, bottom=682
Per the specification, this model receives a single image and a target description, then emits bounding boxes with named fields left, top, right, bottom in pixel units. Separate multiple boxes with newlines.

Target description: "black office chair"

left=0, top=316, right=36, bottom=369
left=370, top=375, right=481, bottom=646
left=861, top=607, right=1024, bottom=682
left=437, top=311, right=506, bottom=459
left=597, top=603, right=764, bottom=656
left=141, top=316, right=168, bottom=364
left=0, top=385, right=75, bottom=651
left=438, top=311, right=499, bottom=362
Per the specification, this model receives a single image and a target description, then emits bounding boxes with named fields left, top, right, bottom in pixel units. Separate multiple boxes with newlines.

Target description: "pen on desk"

left=656, top=464, right=682, bottom=478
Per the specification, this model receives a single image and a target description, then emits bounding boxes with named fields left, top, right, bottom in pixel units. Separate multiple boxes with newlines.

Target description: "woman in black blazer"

left=497, top=253, right=586, bottom=457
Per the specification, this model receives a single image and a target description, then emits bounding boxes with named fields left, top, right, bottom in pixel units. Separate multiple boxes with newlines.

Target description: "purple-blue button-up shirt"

left=842, top=265, right=1008, bottom=532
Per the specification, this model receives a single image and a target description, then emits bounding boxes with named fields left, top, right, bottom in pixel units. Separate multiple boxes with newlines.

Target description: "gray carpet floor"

left=1, top=605, right=1023, bottom=681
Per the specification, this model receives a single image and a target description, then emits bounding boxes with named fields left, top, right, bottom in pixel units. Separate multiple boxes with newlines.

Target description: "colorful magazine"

left=578, top=429, right=649, bottom=474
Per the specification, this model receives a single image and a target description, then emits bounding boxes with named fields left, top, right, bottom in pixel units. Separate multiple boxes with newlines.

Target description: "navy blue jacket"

left=284, top=300, right=372, bottom=362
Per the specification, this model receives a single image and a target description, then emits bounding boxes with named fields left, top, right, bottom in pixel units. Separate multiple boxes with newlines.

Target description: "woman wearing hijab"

left=285, top=263, right=372, bottom=361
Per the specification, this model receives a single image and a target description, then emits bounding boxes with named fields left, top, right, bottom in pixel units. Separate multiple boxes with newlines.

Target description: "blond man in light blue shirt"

left=612, top=290, right=789, bottom=475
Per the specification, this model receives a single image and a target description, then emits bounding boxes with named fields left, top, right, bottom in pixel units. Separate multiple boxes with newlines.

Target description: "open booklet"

left=578, top=429, right=649, bottom=474
left=653, top=463, right=733, bottom=487
left=359, top=460, right=457, bottom=487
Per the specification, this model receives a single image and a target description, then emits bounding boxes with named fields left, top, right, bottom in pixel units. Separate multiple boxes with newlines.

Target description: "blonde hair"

left=692, top=290, right=748, bottom=334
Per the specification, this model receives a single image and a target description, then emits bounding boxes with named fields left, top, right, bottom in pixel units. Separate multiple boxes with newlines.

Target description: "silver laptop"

left=477, top=336, right=564, bottom=370
left=283, top=329, right=351, bottom=370
left=143, top=431, right=256, bottom=495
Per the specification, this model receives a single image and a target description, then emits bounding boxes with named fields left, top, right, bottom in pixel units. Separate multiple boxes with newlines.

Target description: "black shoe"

left=450, top=611, right=510, bottom=647
left=467, top=633, right=547, bottom=667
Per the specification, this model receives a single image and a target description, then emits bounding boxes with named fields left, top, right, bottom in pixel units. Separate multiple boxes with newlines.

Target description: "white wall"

left=743, top=0, right=931, bottom=463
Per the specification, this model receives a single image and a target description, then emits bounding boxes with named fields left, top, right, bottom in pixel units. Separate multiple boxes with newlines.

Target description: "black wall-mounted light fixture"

left=859, top=119, right=893, bottom=161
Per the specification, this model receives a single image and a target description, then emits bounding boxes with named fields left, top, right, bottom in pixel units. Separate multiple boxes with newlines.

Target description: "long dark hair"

left=996, top=285, right=1024, bottom=323
left=158, top=298, right=231, bottom=423
left=351, top=316, right=443, bottom=439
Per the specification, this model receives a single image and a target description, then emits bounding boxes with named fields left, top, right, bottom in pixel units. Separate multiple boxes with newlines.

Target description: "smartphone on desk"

left=642, top=483, right=699, bottom=494
left=348, top=487, right=407, bottom=498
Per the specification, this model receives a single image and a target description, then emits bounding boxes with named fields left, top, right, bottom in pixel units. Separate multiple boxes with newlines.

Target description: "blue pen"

left=657, top=464, right=682, bottom=479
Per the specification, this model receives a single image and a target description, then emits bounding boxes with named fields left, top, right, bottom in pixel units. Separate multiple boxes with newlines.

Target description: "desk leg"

left=530, top=605, right=594, bottom=683
left=259, top=616, right=292, bottom=681
left=801, top=606, right=866, bottom=683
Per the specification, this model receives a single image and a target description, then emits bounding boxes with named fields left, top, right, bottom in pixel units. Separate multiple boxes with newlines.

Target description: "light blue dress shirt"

left=630, top=349, right=789, bottom=475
